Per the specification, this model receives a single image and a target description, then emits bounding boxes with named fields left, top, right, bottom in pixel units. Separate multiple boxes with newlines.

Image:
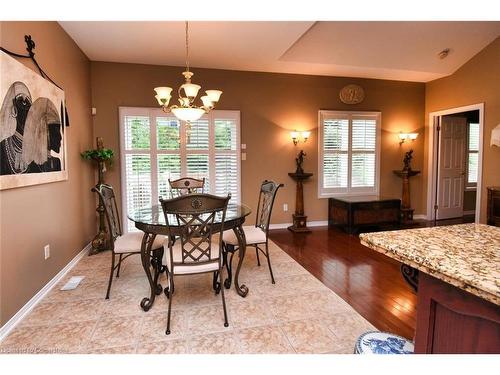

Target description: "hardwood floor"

left=268, top=216, right=475, bottom=340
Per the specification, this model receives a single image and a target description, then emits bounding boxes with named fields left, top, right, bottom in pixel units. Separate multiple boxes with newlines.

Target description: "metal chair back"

left=255, top=180, right=283, bottom=235
left=160, top=193, right=230, bottom=268
left=168, top=177, right=205, bottom=198
left=92, top=184, right=122, bottom=250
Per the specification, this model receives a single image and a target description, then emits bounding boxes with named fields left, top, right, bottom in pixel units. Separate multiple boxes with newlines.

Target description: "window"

left=120, top=107, right=241, bottom=232
left=466, top=122, right=479, bottom=187
left=318, top=110, right=381, bottom=197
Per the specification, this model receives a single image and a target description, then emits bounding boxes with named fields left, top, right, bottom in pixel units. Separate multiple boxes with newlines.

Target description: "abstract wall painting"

left=0, top=50, right=67, bottom=190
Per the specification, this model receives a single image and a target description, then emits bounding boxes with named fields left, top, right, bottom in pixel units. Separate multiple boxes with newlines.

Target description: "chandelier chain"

left=185, top=21, right=189, bottom=72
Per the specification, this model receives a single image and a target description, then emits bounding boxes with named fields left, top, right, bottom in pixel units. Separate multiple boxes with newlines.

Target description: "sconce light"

left=399, top=132, right=418, bottom=145
left=291, top=130, right=311, bottom=146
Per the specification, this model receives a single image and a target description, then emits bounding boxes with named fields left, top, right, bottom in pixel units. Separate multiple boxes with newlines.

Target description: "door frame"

left=426, top=103, right=484, bottom=223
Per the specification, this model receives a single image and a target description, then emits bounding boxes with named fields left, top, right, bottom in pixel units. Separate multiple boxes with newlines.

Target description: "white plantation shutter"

left=186, top=154, right=210, bottom=190
left=351, top=117, right=377, bottom=187
left=120, top=108, right=240, bottom=233
left=467, top=123, right=479, bottom=185
left=214, top=116, right=240, bottom=202
left=319, top=111, right=380, bottom=197
left=323, top=118, right=349, bottom=188
left=122, top=113, right=152, bottom=231
left=186, top=118, right=211, bottom=191
left=157, top=154, right=181, bottom=198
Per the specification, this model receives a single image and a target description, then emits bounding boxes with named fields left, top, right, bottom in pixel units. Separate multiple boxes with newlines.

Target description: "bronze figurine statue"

left=403, top=149, right=413, bottom=171
left=295, top=150, right=306, bottom=174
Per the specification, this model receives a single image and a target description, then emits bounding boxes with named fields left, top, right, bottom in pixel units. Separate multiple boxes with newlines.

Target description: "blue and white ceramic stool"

left=354, top=331, right=414, bottom=354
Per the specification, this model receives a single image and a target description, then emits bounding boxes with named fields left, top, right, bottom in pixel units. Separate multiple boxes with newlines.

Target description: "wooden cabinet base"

left=415, top=273, right=500, bottom=354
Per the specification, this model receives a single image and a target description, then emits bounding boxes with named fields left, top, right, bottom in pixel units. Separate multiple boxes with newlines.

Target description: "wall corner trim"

left=0, top=243, right=91, bottom=342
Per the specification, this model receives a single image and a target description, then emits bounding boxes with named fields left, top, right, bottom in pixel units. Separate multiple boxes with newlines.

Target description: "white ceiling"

left=59, top=21, right=500, bottom=82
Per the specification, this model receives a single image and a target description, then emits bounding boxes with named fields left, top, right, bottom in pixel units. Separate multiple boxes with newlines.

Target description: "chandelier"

left=154, top=21, right=222, bottom=123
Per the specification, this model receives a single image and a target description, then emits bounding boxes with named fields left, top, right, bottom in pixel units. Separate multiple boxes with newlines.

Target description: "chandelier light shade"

left=154, top=22, right=222, bottom=123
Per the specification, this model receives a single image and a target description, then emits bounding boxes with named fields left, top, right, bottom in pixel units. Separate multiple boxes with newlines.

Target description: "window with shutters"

left=318, top=110, right=381, bottom=197
left=466, top=122, right=479, bottom=187
left=119, top=107, right=241, bottom=232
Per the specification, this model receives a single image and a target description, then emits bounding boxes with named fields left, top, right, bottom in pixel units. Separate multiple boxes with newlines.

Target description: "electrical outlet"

left=283, top=203, right=288, bottom=212
left=44, top=245, right=50, bottom=260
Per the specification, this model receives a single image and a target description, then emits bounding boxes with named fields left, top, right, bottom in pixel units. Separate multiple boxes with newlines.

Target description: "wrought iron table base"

left=223, top=225, right=249, bottom=297
left=139, top=233, right=164, bottom=311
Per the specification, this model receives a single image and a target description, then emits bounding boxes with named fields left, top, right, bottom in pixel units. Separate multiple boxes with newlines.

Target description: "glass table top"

left=128, top=203, right=252, bottom=227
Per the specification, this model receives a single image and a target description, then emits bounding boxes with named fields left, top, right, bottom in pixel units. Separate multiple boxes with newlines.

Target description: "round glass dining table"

left=128, top=203, right=252, bottom=311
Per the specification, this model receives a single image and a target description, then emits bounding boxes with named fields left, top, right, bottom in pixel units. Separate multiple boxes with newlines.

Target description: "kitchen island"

left=359, top=223, right=499, bottom=354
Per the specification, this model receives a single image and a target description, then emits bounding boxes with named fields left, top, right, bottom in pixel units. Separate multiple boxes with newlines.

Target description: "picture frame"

left=0, top=50, right=68, bottom=190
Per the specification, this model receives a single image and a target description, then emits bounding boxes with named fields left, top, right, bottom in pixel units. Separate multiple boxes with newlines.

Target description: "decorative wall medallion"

left=339, top=84, right=365, bottom=104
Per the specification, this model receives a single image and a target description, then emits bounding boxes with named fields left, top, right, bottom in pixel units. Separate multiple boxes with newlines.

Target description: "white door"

left=437, top=116, right=466, bottom=219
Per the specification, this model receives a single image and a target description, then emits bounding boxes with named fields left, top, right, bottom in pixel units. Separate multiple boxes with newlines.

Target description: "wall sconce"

left=291, top=130, right=311, bottom=146
left=399, top=132, right=418, bottom=145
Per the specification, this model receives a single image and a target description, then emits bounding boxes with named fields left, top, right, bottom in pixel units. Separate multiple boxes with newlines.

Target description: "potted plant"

left=81, top=137, right=114, bottom=185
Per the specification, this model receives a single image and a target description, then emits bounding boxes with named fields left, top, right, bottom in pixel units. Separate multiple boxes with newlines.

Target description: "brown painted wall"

left=0, top=22, right=95, bottom=325
left=424, top=37, right=500, bottom=223
left=91, top=62, right=425, bottom=225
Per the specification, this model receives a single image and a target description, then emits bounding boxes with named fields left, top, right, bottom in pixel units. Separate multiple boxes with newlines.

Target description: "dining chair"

left=160, top=193, right=231, bottom=335
left=168, top=177, right=205, bottom=198
left=92, top=184, right=165, bottom=299
left=222, top=180, right=283, bottom=285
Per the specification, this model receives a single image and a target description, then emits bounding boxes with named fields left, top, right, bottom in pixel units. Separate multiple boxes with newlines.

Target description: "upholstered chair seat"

left=114, top=232, right=165, bottom=253
left=222, top=226, right=266, bottom=246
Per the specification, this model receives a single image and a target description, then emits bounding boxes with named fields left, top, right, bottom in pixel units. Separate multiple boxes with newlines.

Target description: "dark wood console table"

left=328, top=196, right=401, bottom=234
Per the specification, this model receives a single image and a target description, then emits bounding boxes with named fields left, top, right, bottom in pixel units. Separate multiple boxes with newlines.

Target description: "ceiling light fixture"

left=154, top=21, right=222, bottom=123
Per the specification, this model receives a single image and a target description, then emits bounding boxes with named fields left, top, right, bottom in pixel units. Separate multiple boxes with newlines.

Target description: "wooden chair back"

left=255, top=180, right=284, bottom=235
left=160, top=193, right=230, bottom=267
left=92, top=184, right=122, bottom=250
left=168, top=177, right=205, bottom=198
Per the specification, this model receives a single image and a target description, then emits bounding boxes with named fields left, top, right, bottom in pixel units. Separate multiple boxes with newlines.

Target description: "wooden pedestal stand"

left=287, top=172, right=313, bottom=233
left=393, top=169, right=420, bottom=223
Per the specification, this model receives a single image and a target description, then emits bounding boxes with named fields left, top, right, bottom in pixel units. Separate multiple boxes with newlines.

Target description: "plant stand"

left=89, top=137, right=109, bottom=255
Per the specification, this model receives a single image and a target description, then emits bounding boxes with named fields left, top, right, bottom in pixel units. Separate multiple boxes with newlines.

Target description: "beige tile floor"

left=0, top=241, right=375, bottom=354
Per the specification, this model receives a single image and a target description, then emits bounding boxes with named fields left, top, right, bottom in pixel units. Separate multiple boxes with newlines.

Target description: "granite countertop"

left=359, top=224, right=500, bottom=305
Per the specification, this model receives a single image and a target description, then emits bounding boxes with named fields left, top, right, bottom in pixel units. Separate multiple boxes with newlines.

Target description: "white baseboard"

left=0, top=242, right=91, bottom=342
left=269, top=220, right=328, bottom=230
